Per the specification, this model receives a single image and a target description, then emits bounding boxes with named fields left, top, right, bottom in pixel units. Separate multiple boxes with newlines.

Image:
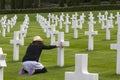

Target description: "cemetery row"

left=0, top=15, right=17, bottom=37
left=35, top=11, right=120, bottom=80
left=0, top=14, right=29, bottom=80
left=36, top=11, right=120, bottom=51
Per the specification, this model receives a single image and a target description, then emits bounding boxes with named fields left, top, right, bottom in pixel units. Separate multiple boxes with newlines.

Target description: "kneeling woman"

left=19, top=36, right=62, bottom=76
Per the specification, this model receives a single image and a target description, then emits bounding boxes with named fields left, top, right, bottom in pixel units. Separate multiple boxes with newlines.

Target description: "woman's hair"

left=32, top=41, right=43, bottom=46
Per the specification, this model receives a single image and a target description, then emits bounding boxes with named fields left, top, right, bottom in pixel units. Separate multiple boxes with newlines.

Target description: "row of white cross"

left=37, top=14, right=99, bottom=80
left=0, top=14, right=29, bottom=80
left=0, top=15, right=17, bottom=37
left=36, top=14, right=70, bottom=67
left=0, top=48, right=7, bottom=80
left=10, top=14, right=29, bottom=61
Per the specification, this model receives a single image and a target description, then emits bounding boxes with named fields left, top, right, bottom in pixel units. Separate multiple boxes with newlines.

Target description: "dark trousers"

left=34, top=67, right=47, bottom=74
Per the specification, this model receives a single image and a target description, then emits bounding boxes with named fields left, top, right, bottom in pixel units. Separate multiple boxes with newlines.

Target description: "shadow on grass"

left=47, top=65, right=74, bottom=70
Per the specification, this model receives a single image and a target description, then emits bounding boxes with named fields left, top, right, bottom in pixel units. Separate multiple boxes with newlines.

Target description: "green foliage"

left=11, top=0, right=15, bottom=9
left=91, top=0, right=101, bottom=5
left=15, top=0, right=23, bottom=9
left=66, top=0, right=80, bottom=6
left=23, top=0, right=33, bottom=8
left=32, top=0, right=39, bottom=8
left=110, top=0, right=116, bottom=4
left=0, top=0, right=5, bottom=9
left=59, top=0, right=65, bottom=7
left=0, top=4, right=120, bottom=14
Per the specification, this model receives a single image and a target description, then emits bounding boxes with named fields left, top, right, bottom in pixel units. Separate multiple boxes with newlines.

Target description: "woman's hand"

left=57, top=42, right=63, bottom=48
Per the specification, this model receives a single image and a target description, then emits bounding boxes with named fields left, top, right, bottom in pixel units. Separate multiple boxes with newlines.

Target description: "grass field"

left=0, top=10, right=120, bottom=80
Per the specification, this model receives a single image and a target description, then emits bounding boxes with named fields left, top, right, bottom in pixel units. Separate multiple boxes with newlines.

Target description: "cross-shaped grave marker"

left=50, top=24, right=59, bottom=45
left=103, top=20, right=112, bottom=40
left=7, top=20, right=11, bottom=32
left=59, top=13, right=64, bottom=29
left=97, top=12, right=102, bottom=23
left=108, top=13, right=114, bottom=28
left=53, top=32, right=69, bottom=67
left=1, top=21, right=6, bottom=37
left=0, top=48, right=7, bottom=80
left=111, top=33, right=120, bottom=74
left=65, top=54, right=98, bottom=80
left=10, top=31, right=24, bottom=61
left=78, top=13, right=86, bottom=29
left=111, top=16, right=120, bottom=74
left=117, top=15, right=120, bottom=36
left=115, top=12, right=120, bottom=24
left=85, top=15, right=98, bottom=50
left=71, top=15, right=80, bottom=39
left=64, top=13, right=71, bottom=33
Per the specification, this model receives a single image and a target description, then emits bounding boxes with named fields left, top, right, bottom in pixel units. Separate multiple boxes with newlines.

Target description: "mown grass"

left=0, top=10, right=120, bottom=80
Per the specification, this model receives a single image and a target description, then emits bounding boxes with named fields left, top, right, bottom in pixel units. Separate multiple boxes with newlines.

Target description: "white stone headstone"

left=64, top=13, right=71, bottom=33
left=100, top=15, right=106, bottom=29
left=10, top=31, right=24, bottom=61
left=0, top=48, right=7, bottom=80
left=53, top=32, right=69, bottom=67
left=54, top=15, right=59, bottom=26
left=7, top=20, right=11, bottom=32
left=103, top=20, right=112, bottom=40
left=48, top=13, right=51, bottom=23
left=65, top=54, right=98, bottom=80
left=104, top=11, right=108, bottom=21
left=111, top=16, right=120, bottom=74
left=115, top=12, right=120, bottom=24
left=1, top=21, right=6, bottom=37
left=108, top=13, right=114, bottom=28
left=117, top=16, right=120, bottom=36
left=85, top=17, right=98, bottom=50
left=59, top=13, right=64, bottom=29
left=111, top=33, right=120, bottom=74
left=71, top=15, right=80, bottom=39
left=78, top=13, right=85, bottom=29
left=97, top=12, right=102, bottom=23
left=50, top=24, right=59, bottom=45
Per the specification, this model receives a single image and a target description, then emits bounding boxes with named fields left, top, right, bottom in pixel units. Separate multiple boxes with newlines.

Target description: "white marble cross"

left=65, top=54, right=98, bottom=80
left=103, top=20, right=112, bottom=40
left=54, top=15, right=59, bottom=26
left=111, top=33, right=120, bottom=74
left=53, top=32, right=69, bottom=67
left=2, top=22, right=6, bottom=37
left=7, top=20, right=11, bottom=32
left=50, top=24, right=59, bottom=45
left=108, top=13, right=114, bottom=28
left=97, top=12, right=102, bottom=23
left=104, top=11, right=108, bottom=21
left=48, top=13, right=51, bottom=23
left=74, top=12, right=78, bottom=18
left=59, top=13, right=64, bottom=29
left=100, top=15, right=106, bottom=29
left=19, top=25, right=26, bottom=39
left=45, top=21, right=51, bottom=38
left=64, top=13, right=71, bottom=33
left=10, top=31, right=24, bottom=61
left=71, top=15, right=80, bottom=39
left=85, top=16, right=98, bottom=50
left=51, top=14, right=55, bottom=24
left=0, top=48, right=7, bottom=80
left=117, top=16, right=120, bottom=35
left=78, top=13, right=86, bottom=29
left=115, top=12, right=120, bottom=24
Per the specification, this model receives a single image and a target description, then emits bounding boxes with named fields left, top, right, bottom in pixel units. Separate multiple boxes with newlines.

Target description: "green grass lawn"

left=0, top=10, right=120, bottom=80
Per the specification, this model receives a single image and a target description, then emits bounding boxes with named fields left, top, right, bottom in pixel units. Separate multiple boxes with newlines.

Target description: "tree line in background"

left=0, top=0, right=117, bottom=9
